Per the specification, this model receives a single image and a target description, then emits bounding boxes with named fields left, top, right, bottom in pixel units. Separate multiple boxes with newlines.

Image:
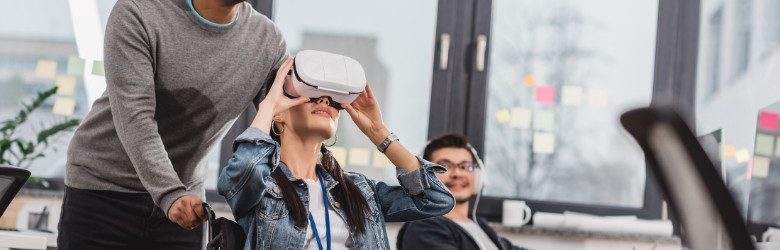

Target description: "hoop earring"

left=271, top=121, right=285, bottom=135
left=324, top=134, right=338, bottom=147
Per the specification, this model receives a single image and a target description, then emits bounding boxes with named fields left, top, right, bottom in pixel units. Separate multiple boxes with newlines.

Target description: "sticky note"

left=329, top=146, right=347, bottom=165
left=535, top=86, right=556, bottom=104
left=373, top=151, right=393, bottom=168
left=759, top=111, right=779, bottom=131
left=561, top=85, right=583, bottom=106
left=55, top=76, right=77, bottom=95
left=510, top=107, right=532, bottom=128
left=533, top=110, right=555, bottom=131
left=66, top=56, right=85, bottom=76
left=91, top=60, right=105, bottom=76
left=348, top=148, right=371, bottom=167
left=588, top=88, right=609, bottom=107
left=533, top=132, right=555, bottom=154
left=755, top=134, right=775, bottom=156
left=752, top=156, right=770, bottom=178
left=496, top=109, right=510, bottom=123
left=735, top=149, right=751, bottom=163
left=723, top=144, right=736, bottom=157
left=52, top=97, right=76, bottom=116
left=523, top=74, right=536, bottom=87
left=35, top=60, right=57, bottom=79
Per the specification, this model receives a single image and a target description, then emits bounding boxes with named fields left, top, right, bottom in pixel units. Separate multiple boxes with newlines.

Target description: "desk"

left=491, top=224, right=681, bottom=250
left=0, top=231, right=56, bottom=250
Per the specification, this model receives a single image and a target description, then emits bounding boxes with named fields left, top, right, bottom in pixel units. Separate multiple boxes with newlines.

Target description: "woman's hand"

left=345, top=83, right=421, bottom=170
left=259, top=58, right=310, bottom=114
left=252, top=58, right=309, bottom=133
left=343, top=83, right=390, bottom=146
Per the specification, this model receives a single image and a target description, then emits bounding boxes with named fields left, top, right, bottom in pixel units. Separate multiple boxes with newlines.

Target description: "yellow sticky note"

left=523, top=74, right=536, bottom=87
left=496, top=109, right=510, bottom=123
left=373, top=151, right=393, bottom=168
left=510, top=108, right=532, bottom=128
left=52, top=97, right=76, bottom=116
left=588, top=88, right=608, bottom=107
left=533, top=132, right=555, bottom=154
left=55, top=76, right=77, bottom=95
left=92, top=60, right=105, bottom=76
left=35, top=60, right=58, bottom=79
left=755, top=134, right=775, bottom=156
left=735, top=149, right=751, bottom=163
left=752, top=156, right=770, bottom=178
left=67, top=56, right=85, bottom=76
left=561, top=85, right=583, bottom=106
left=723, top=144, right=736, bottom=157
left=329, top=146, right=347, bottom=165
left=348, top=148, right=371, bottom=167
left=533, top=110, right=555, bottom=131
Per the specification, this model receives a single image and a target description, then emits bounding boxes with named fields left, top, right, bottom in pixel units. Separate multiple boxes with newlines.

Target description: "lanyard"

left=308, top=174, right=331, bottom=250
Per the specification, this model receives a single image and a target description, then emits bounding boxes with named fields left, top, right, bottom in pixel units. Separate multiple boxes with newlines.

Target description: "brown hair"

left=269, top=124, right=371, bottom=232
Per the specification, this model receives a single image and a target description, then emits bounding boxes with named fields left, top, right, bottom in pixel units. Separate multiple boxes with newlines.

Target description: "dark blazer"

left=397, top=216, right=528, bottom=250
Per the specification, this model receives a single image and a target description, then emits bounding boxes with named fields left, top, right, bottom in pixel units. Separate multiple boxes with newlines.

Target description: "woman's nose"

left=315, top=96, right=331, bottom=105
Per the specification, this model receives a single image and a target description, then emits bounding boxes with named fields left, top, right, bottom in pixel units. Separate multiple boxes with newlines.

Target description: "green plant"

left=0, top=86, right=80, bottom=168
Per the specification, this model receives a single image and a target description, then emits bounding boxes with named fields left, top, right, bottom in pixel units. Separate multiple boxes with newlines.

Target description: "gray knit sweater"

left=65, top=0, right=286, bottom=215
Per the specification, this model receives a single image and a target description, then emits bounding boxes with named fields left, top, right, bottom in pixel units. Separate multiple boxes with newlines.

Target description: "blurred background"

left=2, top=0, right=780, bottom=249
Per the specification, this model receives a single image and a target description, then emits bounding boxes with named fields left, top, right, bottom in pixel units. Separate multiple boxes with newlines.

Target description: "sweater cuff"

left=159, top=188, right=190, bottom=217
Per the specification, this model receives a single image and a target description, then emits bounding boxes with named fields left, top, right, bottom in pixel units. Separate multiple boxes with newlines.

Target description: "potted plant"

left=1, top=86, right=80, bottom=168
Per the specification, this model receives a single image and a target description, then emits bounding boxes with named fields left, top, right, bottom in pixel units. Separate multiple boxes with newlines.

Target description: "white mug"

left=502, top=200, right=532, bottom=227
left=762, top=227, right=780, bottom=242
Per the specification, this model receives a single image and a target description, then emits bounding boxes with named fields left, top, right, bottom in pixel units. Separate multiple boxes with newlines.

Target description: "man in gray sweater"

left=57, top=0, right=286, bottom=248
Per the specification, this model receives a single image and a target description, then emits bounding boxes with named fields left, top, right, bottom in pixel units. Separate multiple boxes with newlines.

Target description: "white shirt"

left=303, top=179, right=354, bottom=250
left=454, top=219, right=499, bottom=250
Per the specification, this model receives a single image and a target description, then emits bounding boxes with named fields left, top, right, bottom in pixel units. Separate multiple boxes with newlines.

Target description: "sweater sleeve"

left=104, top=0, right=187, bottom=216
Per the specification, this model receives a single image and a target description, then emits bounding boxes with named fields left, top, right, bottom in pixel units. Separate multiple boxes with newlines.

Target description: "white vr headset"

left=284, top=50, right=367, bottom=107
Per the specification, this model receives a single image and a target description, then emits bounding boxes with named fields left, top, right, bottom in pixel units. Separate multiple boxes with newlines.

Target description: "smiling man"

left=398, top=134, right=526, bottom=250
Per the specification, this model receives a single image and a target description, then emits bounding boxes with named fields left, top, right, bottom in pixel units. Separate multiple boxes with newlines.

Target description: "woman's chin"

left=306, top=123, right=336, bottom=139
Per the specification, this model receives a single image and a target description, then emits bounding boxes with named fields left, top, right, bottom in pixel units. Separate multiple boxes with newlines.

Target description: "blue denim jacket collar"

left=276, top=161, right=339, bottom=191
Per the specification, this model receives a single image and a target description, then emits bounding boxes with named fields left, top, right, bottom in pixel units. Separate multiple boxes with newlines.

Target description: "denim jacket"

left=217, top=128, right=455, bottom=249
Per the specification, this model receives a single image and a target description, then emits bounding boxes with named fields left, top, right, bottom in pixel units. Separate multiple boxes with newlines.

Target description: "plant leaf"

left=37, top=119, right=80, bottom=145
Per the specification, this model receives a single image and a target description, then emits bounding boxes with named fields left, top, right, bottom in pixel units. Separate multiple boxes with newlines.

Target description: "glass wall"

left=0, top=0, right=227, bottom=190
left=273, top=0, right=439, bottom=183
left=696, top=0, right=780, bottom=229
left=482, top=0, right=659, bottom=207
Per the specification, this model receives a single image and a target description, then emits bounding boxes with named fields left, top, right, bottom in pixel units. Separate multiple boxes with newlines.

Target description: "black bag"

left=203, top=203, right=246, bottom=250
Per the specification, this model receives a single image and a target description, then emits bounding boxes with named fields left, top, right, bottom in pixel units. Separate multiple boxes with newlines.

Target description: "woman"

left=218, top=58, right=455, bottom=249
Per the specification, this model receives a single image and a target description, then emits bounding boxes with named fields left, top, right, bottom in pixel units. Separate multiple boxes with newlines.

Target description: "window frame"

left=458, top=0, right=701, bottom=223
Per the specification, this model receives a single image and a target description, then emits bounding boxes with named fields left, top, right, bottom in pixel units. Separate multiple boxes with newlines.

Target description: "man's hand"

left=168, top=194, right=206, bottom=230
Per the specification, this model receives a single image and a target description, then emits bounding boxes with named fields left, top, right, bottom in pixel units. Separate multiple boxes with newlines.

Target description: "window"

left=0, top=0, right=117, bottom=178
left=696, top=0, right=780, bottom=238
left=272, top=0, right=439, bottom=183
left=730, top=0, right=752, bottom=80
left=481, top=0, right=658, bottom=207
left=704, top=8, right=723, bottom=96
left=0, top=0, right=229, bottom=192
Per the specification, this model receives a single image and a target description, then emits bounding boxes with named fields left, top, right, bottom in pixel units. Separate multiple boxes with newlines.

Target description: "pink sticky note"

left=535, top=86, right=556, bottom=104
left=759, top=111, right=779, bottom=131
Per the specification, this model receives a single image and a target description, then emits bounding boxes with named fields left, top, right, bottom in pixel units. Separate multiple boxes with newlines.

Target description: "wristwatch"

left=377, top=133, right=399, bottom=153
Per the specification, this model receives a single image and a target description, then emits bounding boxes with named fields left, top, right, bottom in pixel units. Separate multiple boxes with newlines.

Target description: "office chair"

left=621, top=107, right=755, bottom=250
left=0, top=165, right=30, bottom=217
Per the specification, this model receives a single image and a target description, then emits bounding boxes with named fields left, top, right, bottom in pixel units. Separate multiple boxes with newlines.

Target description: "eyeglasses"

left=436, top=160, right=477, bottom=173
